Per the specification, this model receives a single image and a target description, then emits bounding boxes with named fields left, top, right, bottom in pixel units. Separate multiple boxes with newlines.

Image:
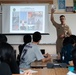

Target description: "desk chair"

left=17, top=44, right=26, bottom=66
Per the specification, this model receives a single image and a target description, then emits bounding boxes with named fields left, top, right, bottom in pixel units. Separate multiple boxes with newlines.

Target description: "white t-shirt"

left=19, top=42, right=44, bottom=68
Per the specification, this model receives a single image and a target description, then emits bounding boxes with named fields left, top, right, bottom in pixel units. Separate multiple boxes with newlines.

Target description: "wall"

left=12, top=44, right=56, bottom=57
left=0, top=0, right=56, bottom=56
left=1, top=0, right=75, bottom=56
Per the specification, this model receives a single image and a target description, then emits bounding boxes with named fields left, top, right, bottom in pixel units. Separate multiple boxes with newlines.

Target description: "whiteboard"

left=1, top=13, right=76, bottom=44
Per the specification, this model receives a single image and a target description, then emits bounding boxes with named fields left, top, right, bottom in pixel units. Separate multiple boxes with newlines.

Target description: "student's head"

left=33, top=31, right=41, bottom=43
left=0, top=42, right=15, bottom=63
left=70, top=35, right=76, bottom=43
left=63, top=37, right=75, bottom=46
left=72, top=48, right=76, bottom=70
left=60, top=15, right=66, bottom=24
left=0, top=34, right=7, bottom=43
left=23, top=34, right=31, bottom=44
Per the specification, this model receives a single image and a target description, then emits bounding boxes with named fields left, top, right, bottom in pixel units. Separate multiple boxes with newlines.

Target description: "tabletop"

left=12, top=68, right=68, bottom=75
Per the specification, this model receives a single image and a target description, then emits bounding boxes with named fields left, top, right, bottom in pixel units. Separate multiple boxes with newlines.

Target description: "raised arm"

left=51, top=9, right=59, bottom=28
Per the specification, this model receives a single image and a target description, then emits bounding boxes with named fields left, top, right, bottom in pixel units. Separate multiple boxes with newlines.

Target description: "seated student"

left=0, top=42, right=32, bottom=75
left=70, top=35, right=76, bottom=49
left=18, top=34, right=31, bottom=56
left=0, top=42, right=19, bottom=74
left=60, top=37, right=75, bottom=64
left=0, top=62, right=32, bottom=75
left=17, top=34, right=31, bottom=65
left=19, top=31, right=51, bottom=68
left=67, top=48, right=76, bottom=75
left=0, top=34, right=7, bottom=43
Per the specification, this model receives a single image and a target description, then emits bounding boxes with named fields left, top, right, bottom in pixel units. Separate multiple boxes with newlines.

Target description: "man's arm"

left=68, top=28, right=72, bottom=36
left=41, top=53, right=51, bottom=62
left=65, top=26, right=72, bottom=37
left=51, top=9, right=59, bottom=28
left=35, top=48, right=51, bottom=62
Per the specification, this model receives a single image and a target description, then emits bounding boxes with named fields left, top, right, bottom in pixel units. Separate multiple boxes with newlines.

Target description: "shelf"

left=0, top=0, right=53, bottom=4
left=49, top=12, right=76, bottom=14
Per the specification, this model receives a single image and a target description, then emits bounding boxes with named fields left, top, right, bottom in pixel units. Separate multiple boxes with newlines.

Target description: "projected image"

left=34, top=11, right=43, bottom=30
left=28, top=12, right=35, bottom=25
left=12, top=12, right=19, bottom=30
left=27, top=11, right=43, bottom=30
left=10, top=6, right=45, bottom=33
left=19, top=12, right=27, bottom=30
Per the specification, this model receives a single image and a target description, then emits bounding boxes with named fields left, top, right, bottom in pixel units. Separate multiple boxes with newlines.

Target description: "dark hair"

left=72, top=48, right=76, bottom=70
left=63, top=37, right=75, bottom=46
left=33, top=31, right=41, bottom=42
left=70, top=35, right=76, bottom=43
left=23, top=34, right=31, bottom=44
left=0, top=43, right=19, bottom=74
left=60, top=15, right=65, bottom=18
left=0, top=34, right=7, bottom=43
left=0, top=42, right=15, bottom=63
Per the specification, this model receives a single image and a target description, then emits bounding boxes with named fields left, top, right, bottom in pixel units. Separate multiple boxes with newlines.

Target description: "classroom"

left=0, top=0, right=76, bottom=75
left=0, top=0, right=76, bottom=55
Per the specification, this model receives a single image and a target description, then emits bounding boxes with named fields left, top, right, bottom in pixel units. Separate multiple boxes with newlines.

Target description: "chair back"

left=0, top=62, right=12, bottom=75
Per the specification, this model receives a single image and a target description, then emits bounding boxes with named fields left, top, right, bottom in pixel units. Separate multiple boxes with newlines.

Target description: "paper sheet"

left=20, top=69, right=38, bottom=74
left=67, top=71, right=76, bottom=75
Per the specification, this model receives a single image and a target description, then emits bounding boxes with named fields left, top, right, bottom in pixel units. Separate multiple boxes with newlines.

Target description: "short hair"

left=23, top=34, right=31, bottom=44
left=72, top=48, right=76, bottom=70
left=63, top=37, right=75, bottom=46
left=33, top=31, right=41, bottom=42
left=70, top=35, right=76, bottom=43
left=0, top=34, right=7, bottom=43
left=60, top=15, right=65, bottom=18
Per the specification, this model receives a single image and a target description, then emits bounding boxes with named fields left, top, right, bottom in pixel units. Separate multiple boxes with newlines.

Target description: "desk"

left=31, top=56, right=58, bottom=68
left=12, top=68, right=68, bottom=75
left=33, top=69, right=56, bottom=75
left=13, top=69, right=55, bottom=75
left=55, top=68, right=68, bottom=75
left=31, top=60, right=51, bottom=68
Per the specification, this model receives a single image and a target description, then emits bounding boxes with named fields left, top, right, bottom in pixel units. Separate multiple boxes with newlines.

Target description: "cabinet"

left=0, top=0, right=53, bottom=4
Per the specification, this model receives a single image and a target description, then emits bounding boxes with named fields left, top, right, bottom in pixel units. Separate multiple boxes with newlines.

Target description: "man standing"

left=51, top=9, right=72, bottom=57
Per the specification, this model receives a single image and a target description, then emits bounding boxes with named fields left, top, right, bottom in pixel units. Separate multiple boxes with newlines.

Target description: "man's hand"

left=45, top=53, right=51, bottom=59
left=51, top=8, right=55, bottom=14
left=59, top=34, right=65, bottom=38
left=42, top=53, right=51, bottom=62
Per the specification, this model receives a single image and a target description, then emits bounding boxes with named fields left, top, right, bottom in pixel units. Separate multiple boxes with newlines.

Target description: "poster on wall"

left=65, top=7, right=73, bottom=12
left=58, top=0, right=65, bottom=9
left=74, top=0, right=76, bottom=11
